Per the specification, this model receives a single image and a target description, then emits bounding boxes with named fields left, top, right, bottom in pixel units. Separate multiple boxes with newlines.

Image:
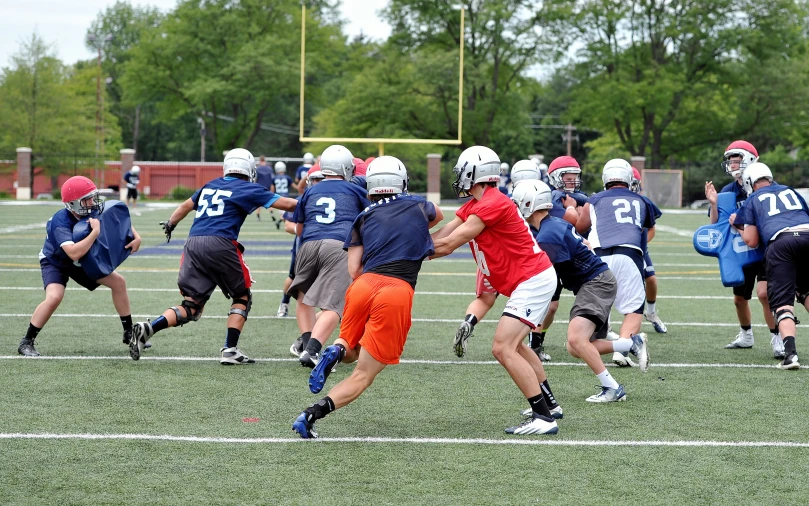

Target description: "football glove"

left=159, top=220, right=176, bottom=243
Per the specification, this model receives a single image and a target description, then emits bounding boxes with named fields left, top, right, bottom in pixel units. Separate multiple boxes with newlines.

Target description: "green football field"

left=1, top=202, right=807, bottom=505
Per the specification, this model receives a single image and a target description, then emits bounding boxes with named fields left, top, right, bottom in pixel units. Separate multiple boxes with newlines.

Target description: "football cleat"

left=586, top=384, right=627, bottom=403
left=630, top=333, right=649, bottom=372
left=309, top=345, right=341, bottom=394
left=612, top=352, right=636, bottom=367
left=289, top=336, right=304, bottom=358
left=724, top=330, right=754, bottom=349
left=129, top=322, right=153, bottom=361
left=520, top=405, right=563, bottom=419
left=277, top=302, right=289, bottom=318
left=292, top=413, right=318, bottom=439
left=771, top=334, right=786, bottom=359
left=505, top=414, right=558, bottom=435
left=605, top=329, right=620, bottom=341
left=220, top=347, right=255, bottom=365
left=17, top=338, right=40, bottom=357
left=454, top=321, right=473, bottom=357
left=776, top=354, right=800, bottom=370
left=299, top=350, right=318, bottom=369
left=644, top=310, right=668, bottom=333
left=532, top=345, right=551, bottom=362
left=122, top=328, right=132, bottom=345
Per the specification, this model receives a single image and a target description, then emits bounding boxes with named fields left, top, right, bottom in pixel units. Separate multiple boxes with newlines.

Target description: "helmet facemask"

left=66, top=190, right=104, bottom=217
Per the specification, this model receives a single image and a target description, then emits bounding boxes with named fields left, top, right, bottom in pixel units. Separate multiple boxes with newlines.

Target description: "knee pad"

left=776, top=308, right=800, bottom=326
left=228, top=291, right=252, bottom=320
left=171, top=299, right=203, bottom=326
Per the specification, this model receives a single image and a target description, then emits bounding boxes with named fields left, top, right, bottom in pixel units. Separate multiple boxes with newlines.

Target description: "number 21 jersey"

left=189, top=177, right=280, bottom=240
left=456, top=187, right=552, bottom=297
left=588, top=187, right=657, bottom=251
left=294, top=179, right=371, bottom=245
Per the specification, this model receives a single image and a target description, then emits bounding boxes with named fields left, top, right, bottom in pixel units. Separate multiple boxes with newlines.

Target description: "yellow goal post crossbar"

left=299, top=3, right=464, bottom=154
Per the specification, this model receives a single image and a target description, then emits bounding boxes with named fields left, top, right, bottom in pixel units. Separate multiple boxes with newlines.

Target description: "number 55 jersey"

left=189, top=176, right=281, bottom=240
left=587, top=187, right=658, bottom=252
left=293, top=179, right=371, bottom=245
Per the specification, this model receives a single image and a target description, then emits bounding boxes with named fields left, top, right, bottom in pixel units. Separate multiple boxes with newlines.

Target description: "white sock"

left=597, top=370, right=620, bottom=389
left=646, top=301, right=656, bottom=313
left=613, top=338, right=634, bottom=353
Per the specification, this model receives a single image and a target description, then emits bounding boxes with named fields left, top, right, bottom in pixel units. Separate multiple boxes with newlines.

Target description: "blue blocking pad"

left=72, top=200, right=135, bottom=280
left=693, top=192, right=763, bottom=287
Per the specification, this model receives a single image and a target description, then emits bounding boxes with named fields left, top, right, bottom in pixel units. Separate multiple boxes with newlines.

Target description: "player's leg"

left=516, top=342, right=563, bottom=418
left=20, top=278, right=67, bottom=356
left=767, top=236, right=804, bottom=369
left=455, top=270, right=497, bottom=357
left=602, top=253, right=649, bottom=370
left=643, top=251, right=667, bottom=333
left=96, top=271, right=138, bottom=347
left=530, top=279, right=562, bottom=362
left=756, top=276, right=782, bottom=358
left=726, top=265, right=757, bottom=349
left=287, top=240, right=319, bottom=358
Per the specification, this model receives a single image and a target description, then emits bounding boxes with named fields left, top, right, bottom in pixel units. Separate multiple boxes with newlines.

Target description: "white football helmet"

left=130, top=165, right=141, bottom=175
left=741, top=162, right=773, bottom=195
left=452, top=146, right=501, bottom=198
left=366, top=156, right=408, bottom=195
left=505, top=159, right=539, bottom=185
left=303, top=152, right=315, bottom=165
left=602, top=159, right=633, bottom=189
left=500, top=162, right=510, bottom=175
left=722, top=140, right=758, bottom=178
left=511, top=180, right=553, bottom=218
left=319, top=145, right=354, bottom=179
left=274, top=161, right=287, bottom=174
left=307, top=170, right=325, bottom=187
left=223, top=148, right=256, bottom=182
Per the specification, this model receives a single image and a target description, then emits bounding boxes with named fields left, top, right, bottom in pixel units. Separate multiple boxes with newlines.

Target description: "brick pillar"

left=426, top=154, right=442, bottom=205
left=120, top=149, right=135, bottom=200
left=16, top=147, right=32, bottom=200
left=630, top=156, right=646, bottom=171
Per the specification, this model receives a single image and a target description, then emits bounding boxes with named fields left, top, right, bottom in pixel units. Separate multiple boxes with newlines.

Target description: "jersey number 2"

left=196, top=189, right=232, bottom=217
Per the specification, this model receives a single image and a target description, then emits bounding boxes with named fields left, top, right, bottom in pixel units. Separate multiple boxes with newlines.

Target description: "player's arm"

left=431, top=216, right=463, bottom=241
left=432, top=215, right=485, bottom=258
left=647, top=227, right=655, bottom=242
left=429, top=206, right=445, bottom=229
left=575, top=202, right=592, bottom=234
left=347, top=245, right=364, bottom=279
left=62, top=218, right=100, bottom=261
left=284, top=220, right=296, bottom=235
left=706, top=181, right=719, bottom=224
left=159, top=198, right=196, bottom=242
left=742, top=224, right=760, bottom=248
left=126, top=225, right=142, bottom=253
left=270, top=196, right=298, bottom=212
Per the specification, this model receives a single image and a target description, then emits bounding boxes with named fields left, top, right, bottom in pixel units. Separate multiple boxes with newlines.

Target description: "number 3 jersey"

left=189, top=177, right=280, bottom=240
left=293, top=179, right=371, bottom=245
left=456, top=187, right=553, bottom=297
left=587, top=188, right=658, bottom=252
left=735, top=184, right=809, bottom=247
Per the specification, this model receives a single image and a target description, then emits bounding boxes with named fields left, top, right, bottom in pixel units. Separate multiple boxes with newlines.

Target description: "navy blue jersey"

left=189, top=177, right=280, bottom=240
left=588, top=188, right=656, bottom=251
left=553, top=189, right=588, bottom=207
left=255, top=165, right=275, bottom=189
left=124, top=172, right=140, bottom=189
left=350, top=175, right=367, bottom=189
left=532, top=216, right=607, bottom=294
left=548, top=202, right=568, bottom=220
left=272, top=174, right=294, bottom=197
left=295, top=164, right=312, bottom=182
left=39, top=208, right=80, bottom=268
left=499, top=174, right=511, bottom=191
left=294, top=179, right=371, bottom=244
left=735, top=184, right=809, bottom=247
left=708, top=180, right=747, bottom=217
left=345, top=194, right=436, bottom=271
left=640, top=199, right=663, bottom=253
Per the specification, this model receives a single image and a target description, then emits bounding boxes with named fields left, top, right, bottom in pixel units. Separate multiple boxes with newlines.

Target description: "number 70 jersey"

left=587, top=187, right=658, bottom=252
left=189, top=177, right=280, bottom=240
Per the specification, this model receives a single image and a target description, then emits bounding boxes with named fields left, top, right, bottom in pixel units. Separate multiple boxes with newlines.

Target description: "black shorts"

left=40, top=258, right=100, bottom=291
left=178, top=236, right=251, bottom=303
left=732, top=261, right=767, bottom=300
left=551, top=278, right=563, bottom=302
left=127, top=188, right=138, bottom=200
left=765, top=232, right=809, bottom=310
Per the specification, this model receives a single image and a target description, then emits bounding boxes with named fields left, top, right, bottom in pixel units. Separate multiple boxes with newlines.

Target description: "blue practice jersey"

left=552, top=189, right=588, bottom=208
left=640, top=198, right=663, bottom=253
left=294, top=179, right=371, bottom=244
left=350, top=175, right=367, bottom=189
left=588, top=187, right=657, bottom=251
left=255, top=165, right=275, bottom=189
left=532, top=216, right=607, bottom=294
left=39, top=208, right=80, bottom=268
left=295, top=164, right=312, bottom=182
left=548, top=203, right=568, bottom=220
left=708, top=180, right=747, bottom=217
left=345, top=194, right=436, bottom=273
left=272, top=174, right=294, bottom=197
left=189, top=177, right=280, bottom=240
left=735, top=184, right=809, bottom=248
left=499, top=174, right=511, bottom=191
left=124, top=172, right=140, bottom=189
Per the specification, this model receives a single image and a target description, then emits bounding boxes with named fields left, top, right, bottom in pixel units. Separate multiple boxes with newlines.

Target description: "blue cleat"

left=292, top=413, right=318, bottom=439
left=309, top=345, right=340, bottom=394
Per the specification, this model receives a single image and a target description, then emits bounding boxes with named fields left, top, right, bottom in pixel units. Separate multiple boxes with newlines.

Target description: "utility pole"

left=86, top=33, right=112, bottom=185
left=566, top=123, right=573, bottom=156
left=198, top=116, right=206, bottom=162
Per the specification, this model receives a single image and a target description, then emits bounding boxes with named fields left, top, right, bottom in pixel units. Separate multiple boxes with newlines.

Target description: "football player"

left=432, top=146, right=561, bottom=436
left=705, top=141, right=782, bottom=356
left=18, top=176, right=142, bottom=357
left=292, top=157, right=443, bottom=438
left=575, top=159, right=654, bottom=372
left=129, top=149, right=297, bottom=363
left=631, top=168, right=667, bottom=333
left=735, top=162, right=809, bottom=369
left=123, top=165, right=141, bottom=216
left=498, top=162, right=511, bottom=195
left=294, top=152, right=315, bottom=186
left=512, top=180, right=646, bottom=402
left=291, top=145, right=371, bottom=368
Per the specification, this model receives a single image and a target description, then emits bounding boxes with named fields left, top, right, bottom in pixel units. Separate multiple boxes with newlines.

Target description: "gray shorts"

left=569, top=269, right=617, bottom=341
left=288, top=239, right=352, bottom=316
left=178, top=236, right=251, bottom=303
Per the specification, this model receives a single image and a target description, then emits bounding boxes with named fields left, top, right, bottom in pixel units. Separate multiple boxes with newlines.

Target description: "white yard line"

left=0, top=222, right=48, bottom=234
left=656, top=225, right=695, bottom=238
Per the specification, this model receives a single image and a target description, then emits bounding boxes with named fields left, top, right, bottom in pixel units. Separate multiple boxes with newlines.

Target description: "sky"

left=0, top=0, right=392, bottom=67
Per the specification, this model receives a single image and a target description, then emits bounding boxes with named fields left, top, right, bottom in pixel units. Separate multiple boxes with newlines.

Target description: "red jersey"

left=456, top=187, right=552, bottom=296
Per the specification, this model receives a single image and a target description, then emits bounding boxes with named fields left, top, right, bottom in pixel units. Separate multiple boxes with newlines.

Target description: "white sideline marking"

left=0, top=222, right=48, bottom=234
left=0, top=355, right=801, bottom=369
left=656, top=225, right=695, bottom=238
left=0, top=268, right=478, bottom=276
left=0, top=432, right=806, bottom=447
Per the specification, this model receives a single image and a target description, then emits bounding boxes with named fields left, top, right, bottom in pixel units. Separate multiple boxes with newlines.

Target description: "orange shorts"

left=476, top=269, right=498, bottom=298
left=338, top=272, right=414, bottom=365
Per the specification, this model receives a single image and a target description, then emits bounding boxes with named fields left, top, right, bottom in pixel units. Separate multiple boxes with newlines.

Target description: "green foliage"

left=165, top=185, right=196, bottom=201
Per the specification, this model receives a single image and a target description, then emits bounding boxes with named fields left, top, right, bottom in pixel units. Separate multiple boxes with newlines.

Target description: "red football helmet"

left=631, top=168, right=642, bottom=193
left=62, top=176, right=103, bottom=216
left=548, top=155, right=582, bottom=192
left=722, top=140, right=758, bottom=178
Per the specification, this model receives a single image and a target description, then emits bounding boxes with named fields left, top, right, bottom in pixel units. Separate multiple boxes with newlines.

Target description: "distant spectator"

left=123, top=165, right=142, bottom=216
left=255, top=156, right=275, bottom=221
